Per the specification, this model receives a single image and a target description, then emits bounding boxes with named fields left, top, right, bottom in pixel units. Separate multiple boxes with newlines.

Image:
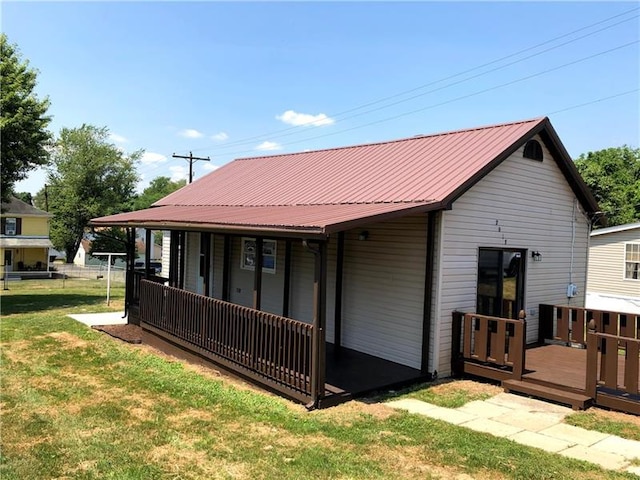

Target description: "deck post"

left=306, top=239, right=327, bottom=407
left=421, top=211, right=436, bottom=375
left=585, top=330, right=598, bottom=399
left=222, top=235, right=231, bottom=301
left=124, top=227, right=136, bottom=318
left=334, top=232, right=344, bottom=353
left=282, top=239, right=292, bottom=317
left=253, top=237, right=263, bottom=310
left=178, top=231, right=186, bottom=289
left=144, top=229, right=152, bottom=278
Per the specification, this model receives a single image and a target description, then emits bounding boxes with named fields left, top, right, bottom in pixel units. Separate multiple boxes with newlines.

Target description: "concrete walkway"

left=387, top=393, right=640, bottom=475
left=68, top=311, right=127, bottom=327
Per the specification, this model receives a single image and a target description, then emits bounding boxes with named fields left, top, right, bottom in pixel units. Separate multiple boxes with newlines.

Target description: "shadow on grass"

left=0, top=293, right=109, bottom=315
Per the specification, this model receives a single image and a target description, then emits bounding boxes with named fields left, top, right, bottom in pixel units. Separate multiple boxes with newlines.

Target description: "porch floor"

left=324, top=343, right=426, bottom=400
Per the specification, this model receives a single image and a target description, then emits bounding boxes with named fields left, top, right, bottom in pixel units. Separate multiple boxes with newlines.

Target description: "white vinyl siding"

left=340, top=215, right=427, bottom=369
left=436, top=135, right=590, bottom=376
left=588, top=228, right=640, bottom=297
left=184, top=232, right=200, bottom=293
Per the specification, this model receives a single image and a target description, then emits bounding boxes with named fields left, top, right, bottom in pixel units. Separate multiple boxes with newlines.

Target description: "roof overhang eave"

left=88, top=219, right=328, bottom=239
left=323, top=201, right=445, bottom=234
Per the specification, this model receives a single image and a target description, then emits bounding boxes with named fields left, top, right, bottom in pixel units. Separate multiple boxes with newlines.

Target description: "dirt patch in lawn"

left=47, top=331, right=90, bottom=349
left=92, top=324, right=142, bottom=343
left=426, top=378, right=503, bottom=398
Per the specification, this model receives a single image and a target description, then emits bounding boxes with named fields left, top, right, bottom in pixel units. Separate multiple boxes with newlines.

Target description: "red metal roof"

left=92, top=117, right=599, bottom=235
left=158, top=117, right=544, bottom=207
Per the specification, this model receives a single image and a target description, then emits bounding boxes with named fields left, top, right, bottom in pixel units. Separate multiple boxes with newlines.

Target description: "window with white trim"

left=625, top=242, right=640, bottom=280
left=241, top=238, right=276, bottom=274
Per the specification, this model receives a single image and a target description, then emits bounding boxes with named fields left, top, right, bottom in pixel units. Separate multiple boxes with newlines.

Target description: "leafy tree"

left=89, top=227, right=129, bottom=265
left=133, top=176, right=186, bottom=211
left=0, top=34, right=52, bottom=204
left=43, top=125, right=141, bottom=262
left=133, top=176, right=186, bottom=246
left=574, top=146, right=640, bottom=227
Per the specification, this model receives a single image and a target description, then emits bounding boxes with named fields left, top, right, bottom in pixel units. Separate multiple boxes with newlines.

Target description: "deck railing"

left=455, top=312, right=526, bottom=381
left=586, top=332, right=640, bottom=415
left=139, top=280, right=314, bottom=400
left=539, top=304, right=640, bottom=346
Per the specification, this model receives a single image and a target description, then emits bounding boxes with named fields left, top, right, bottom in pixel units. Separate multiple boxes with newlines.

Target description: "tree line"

left=2, top=33, right=638, bottom=263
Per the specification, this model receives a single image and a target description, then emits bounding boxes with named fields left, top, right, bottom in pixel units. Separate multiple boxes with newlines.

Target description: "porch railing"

left=453, top=311, right=526, bottom=381
left=130, top=270, right=167, bottom=305
left=586, top=332, right=640, bottom=415
left=139, top=280, right=314, bottom=400
left=539, top=304, right=640, bottom=346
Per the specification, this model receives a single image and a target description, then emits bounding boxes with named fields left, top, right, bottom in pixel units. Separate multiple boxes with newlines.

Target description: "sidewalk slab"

left=508, top=430, right=575, bottom=453
left=493, top=410, right=567, bottom=432
left=537, top=423, right=610, bottom=447
left=457, top=400, right=513, bottom=418
left=461, top=418, right=523, bottom=437
left=417, top=405, right=477, bottom=425
left=591, top=435, right=640, bottom=460
left=68, top=311, right=127, bottom=327
left=560, top=445, right=629, bottom=470
left=485, top=393, right=572, bottom=415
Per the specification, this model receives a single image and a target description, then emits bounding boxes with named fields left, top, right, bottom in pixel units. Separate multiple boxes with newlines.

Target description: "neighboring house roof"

left=590, top=222, right=640, bottom=237
left=0, top=197, right=52, bottom=217
left=92, top=117, right=599, bottom=236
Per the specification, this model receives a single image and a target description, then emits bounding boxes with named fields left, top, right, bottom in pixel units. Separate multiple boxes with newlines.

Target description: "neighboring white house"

left=586, top=222, right=640, bottom=314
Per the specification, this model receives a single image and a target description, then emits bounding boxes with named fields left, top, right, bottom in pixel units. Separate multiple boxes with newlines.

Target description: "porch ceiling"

left=89, top=201, right=440, bottom=236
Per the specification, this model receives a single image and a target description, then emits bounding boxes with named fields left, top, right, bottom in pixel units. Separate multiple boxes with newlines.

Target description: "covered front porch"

left=453, top=305, right=640, bottom=415
left=134, top=278, right=426, bottom=407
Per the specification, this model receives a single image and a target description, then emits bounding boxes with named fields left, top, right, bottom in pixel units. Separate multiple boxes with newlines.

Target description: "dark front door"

left=477, top=248, right=525, bottom=319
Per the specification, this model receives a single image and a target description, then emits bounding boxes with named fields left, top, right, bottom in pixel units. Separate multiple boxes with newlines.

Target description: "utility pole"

left=172, top=151, right=210, bottom=184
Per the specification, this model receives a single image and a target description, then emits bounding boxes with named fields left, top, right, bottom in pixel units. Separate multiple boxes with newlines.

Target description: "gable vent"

left=523, top=139, right=543, bottom=161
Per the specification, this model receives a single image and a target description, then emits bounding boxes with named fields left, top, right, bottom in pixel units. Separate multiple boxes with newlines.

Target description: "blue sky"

left=4, top=1, right=639, bottom=195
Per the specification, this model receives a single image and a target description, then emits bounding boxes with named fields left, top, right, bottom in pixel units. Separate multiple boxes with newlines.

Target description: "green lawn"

left=1, top=280, right=636, bottom=479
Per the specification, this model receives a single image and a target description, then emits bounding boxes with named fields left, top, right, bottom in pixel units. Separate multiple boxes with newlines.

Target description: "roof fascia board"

left=442, top=120, right=545, bottom=208
left=89, top=219, right=327, bottom=240
left=324, top=202, right=443, bottom=234
left=442, top=118, right=601, bottom=220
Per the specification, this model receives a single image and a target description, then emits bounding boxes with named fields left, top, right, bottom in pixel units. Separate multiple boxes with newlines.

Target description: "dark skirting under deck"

left=324, top=343, right=427, bottom=402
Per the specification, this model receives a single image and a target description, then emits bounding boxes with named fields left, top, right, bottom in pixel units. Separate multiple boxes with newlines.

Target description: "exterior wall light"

left=358, top=231, right=369, bottom=241
left=531, top=251, right=542, bottom=262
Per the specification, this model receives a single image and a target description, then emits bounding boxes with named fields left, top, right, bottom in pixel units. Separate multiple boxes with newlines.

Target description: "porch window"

left=241, top=238, right=276, bottom=274
left=625, top=243, right=640, bottom=280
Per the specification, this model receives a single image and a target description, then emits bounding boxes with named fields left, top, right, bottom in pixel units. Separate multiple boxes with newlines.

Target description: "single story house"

left=91, top=117, right=600, bottom=407
left=586, top=222, right=640, bottom=314
left=0, top=196, right=53, bottom=278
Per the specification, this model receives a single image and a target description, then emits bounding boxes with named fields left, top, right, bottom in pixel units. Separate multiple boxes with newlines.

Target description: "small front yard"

left=1, top=280, right=637, bottom=479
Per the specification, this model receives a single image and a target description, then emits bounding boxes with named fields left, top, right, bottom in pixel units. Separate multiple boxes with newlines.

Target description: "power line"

left=185, top=7, right=639, bottom=154
left=181, top=40, right=639, bottom=159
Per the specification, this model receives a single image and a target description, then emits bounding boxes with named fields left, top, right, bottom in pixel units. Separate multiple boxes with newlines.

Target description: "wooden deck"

left=455, top=310, right=640, bottom=414
left=522, top=344, right=587, bottom=392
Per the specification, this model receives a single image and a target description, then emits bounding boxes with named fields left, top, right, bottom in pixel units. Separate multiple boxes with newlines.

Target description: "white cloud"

left=211, top=132, right=228, bottom=141
left=169, top=165, right=188, bottom=182
left=179, top=129, right=204, bottom=138
left=255, top=141, right=282, bottom=151
left=276, top=110, right=335, bottom=127
left=109, top=133, right=128, bottom=143
left=140, top=152, right=167, bottom=165
left=202, top=163, right=220, bottom=172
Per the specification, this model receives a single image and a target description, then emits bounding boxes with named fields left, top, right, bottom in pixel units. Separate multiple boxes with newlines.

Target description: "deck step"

left=502, top=379, right=592, bottom=410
